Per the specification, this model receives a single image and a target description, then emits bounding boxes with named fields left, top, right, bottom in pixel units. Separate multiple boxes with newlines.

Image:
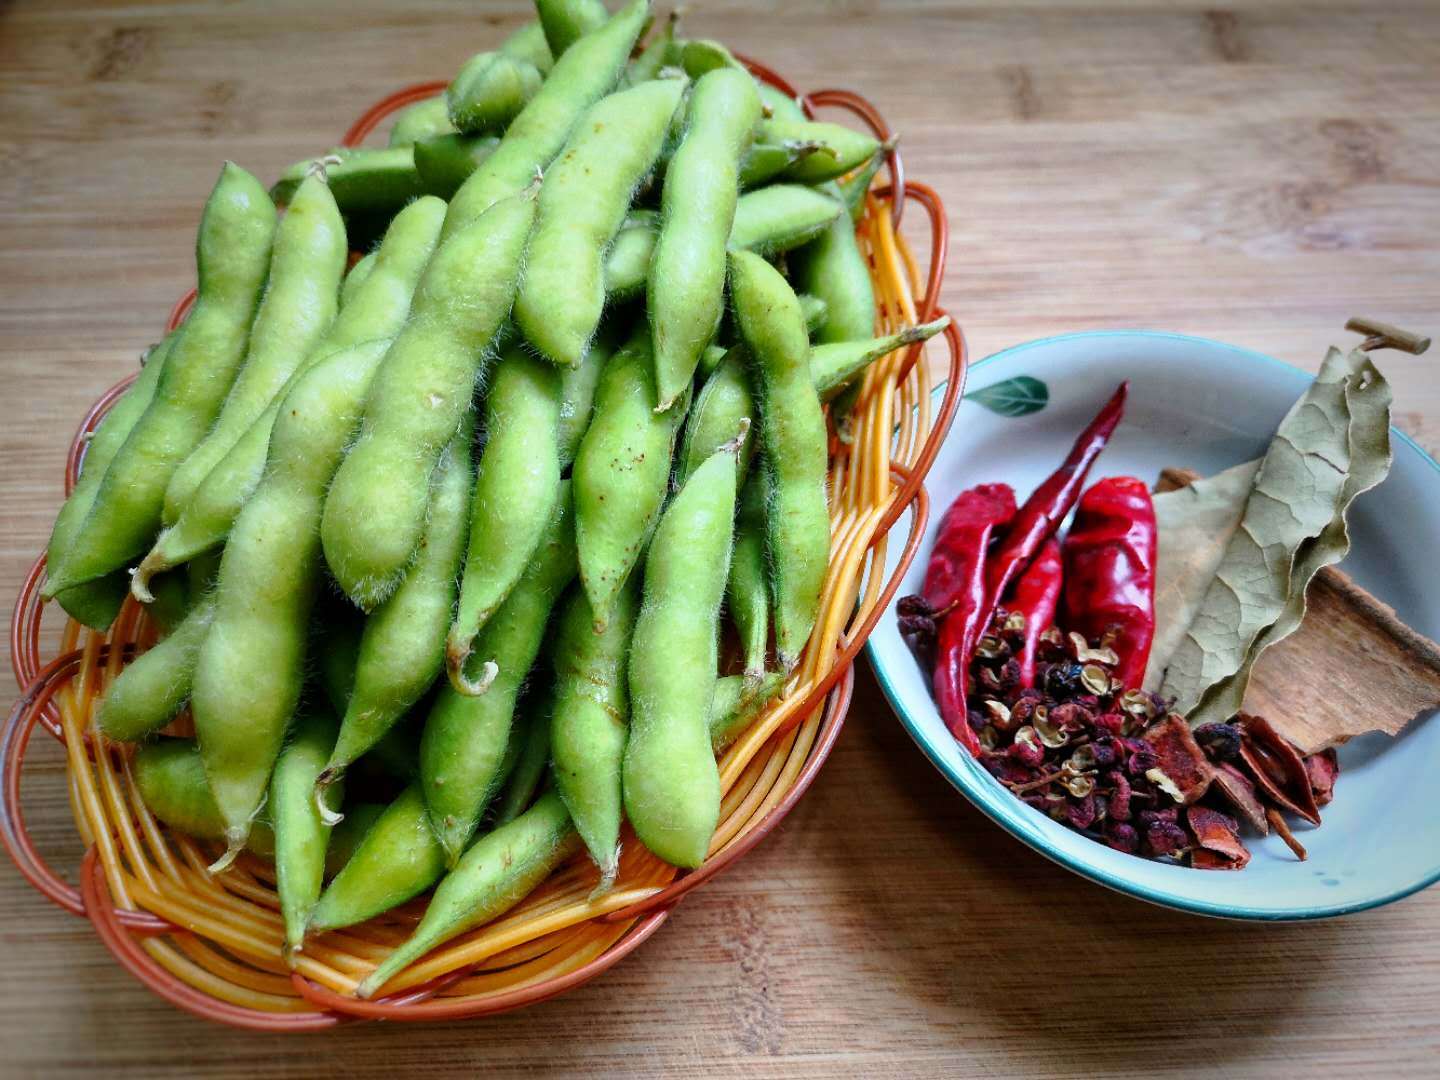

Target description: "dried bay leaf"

left=1193, top=349, right=1392, bottom=724
left=1160, top=347, right=1356, bottom=716
left=1144, top=459, right=1260, bottom=692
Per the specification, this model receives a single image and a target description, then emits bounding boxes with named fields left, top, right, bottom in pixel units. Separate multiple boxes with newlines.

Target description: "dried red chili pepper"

left=921, top=484, right=1016, bottom=612
left=1005, top=537, right=1062, bottom=689
left=920, top=485, right=1017, bottom=753
left=1060, top=476, right=1157, bottom=688
left=983, top=382, right=1127, bottom=615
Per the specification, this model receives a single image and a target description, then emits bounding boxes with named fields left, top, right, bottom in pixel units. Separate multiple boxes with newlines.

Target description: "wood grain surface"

left=2, top=1, right=1438, bottom=1076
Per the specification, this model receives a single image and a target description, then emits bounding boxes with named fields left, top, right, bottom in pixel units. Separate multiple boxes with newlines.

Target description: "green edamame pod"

left=341, top=252, right=377, bottom=308
left=755, top=119, right=881, bottom=185
left=730, top=251, right=830, bottom=670
left=271, top=713, right=342, bottom=952
left=602, top=210, right=659, bottom=299
left=307, top=784, right=446, bottom=936
left=799, top=294, right=829, bottom=337
left=557, top=324, right=619, bottom=469
left=757, top=83, right=807, bottom=123
left=727, top=470, right=769, bottom=679
left=143, top=568, right=191, bottom=637
left=96, top=591, right=217, bottom=743
left=355, top=791, right=579, bottom=999
left=323, top=187, right=537, bottom=609
left=446, top=52, right=543, bottom=135
left=726, top=184, right=843, bottom=256
left=515, top=77, right=685, bottom=368
left=537, top=0, right=611, bottom=58
left=710, top=670, right=785, bottom=752
left=192, top=338, right=394, bottom=867
left=321, top=420, right=473, bottom=788
left=413, top=133, right=500, bottom=198
left=388, top=96, right=456, bottom=147
left=43, top=164, right=275, bottom=598
left=272, top=148, right=428, bottom=219
left=493, top=696, right=551, bottom=826
left=740, top=140, right=825, bottom=189
left=48, top=335, right=174, bottom=630
left=623, top=439, right=742, bottom=868
left=326, top=802, right=385, bottom=878
left=810, top=318, right=950, bottom=400
left=444, top=0, right=650, bottom=237
left=551, top=577, right=637, bottom=884
left=649, top=67, right=762, bottom=410
left=132, top=738, right=276, bottom=859
left=790, top=183, right=875, bottom=347
left=446, top=350, right=561, bottom=692
left=133, top=197, right=446, bottom=596
left=677, top=349, right=757, bottom=487
left=677, top=38, right=745, bottom=77
left=574, top=326, right=686, bottom=632
left=422, top=484, right=577, bottom=866
left=164, top=175, right=347, bottom=524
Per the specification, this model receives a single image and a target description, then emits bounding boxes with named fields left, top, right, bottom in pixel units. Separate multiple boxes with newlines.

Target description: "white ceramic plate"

left=867, top=330, right=1440, bottom=919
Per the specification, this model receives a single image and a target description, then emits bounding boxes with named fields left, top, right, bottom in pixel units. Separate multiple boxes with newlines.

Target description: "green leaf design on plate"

left=965, top=375, right=1048, bottom=417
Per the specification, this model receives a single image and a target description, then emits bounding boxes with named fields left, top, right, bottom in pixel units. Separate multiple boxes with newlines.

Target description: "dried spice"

left=1007, top=538, right=1063, bottom=689
left=1237, top=713, right=1321, bottom=826
left=1210, top=763, right=1269, bottom=835
left=1142, top=715, right=1215, bottom=805
left=1187, top=806, right=1251, bottom=870
left=1305, top=748, right=1339, bottom=807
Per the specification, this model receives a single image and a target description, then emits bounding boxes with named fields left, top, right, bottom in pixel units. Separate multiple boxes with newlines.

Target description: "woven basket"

left=2, top=58, right=965, bottom=1029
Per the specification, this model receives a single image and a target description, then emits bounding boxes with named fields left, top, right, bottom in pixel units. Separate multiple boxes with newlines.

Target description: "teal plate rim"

left=866, top=328, right=1440, bottom=921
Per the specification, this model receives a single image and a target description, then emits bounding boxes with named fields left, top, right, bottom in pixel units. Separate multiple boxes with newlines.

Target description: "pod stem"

left=206, top=830, right=246, bottom=875
left=588, top=845, right=621, bottom=902
left=449, top=656, right=499, bottom=697
left=129, top=547, right=169, bottom=604
left=314, top=771, right=344, bottom=826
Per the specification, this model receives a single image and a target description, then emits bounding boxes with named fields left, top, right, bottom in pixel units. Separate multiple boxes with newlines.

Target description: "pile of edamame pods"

left=42, top=0, right=947, bottom=997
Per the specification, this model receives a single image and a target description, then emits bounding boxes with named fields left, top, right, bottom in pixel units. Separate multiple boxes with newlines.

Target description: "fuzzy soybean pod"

left=191, top=338, right=394, bottom=868
left=550, top=577, right=638, bottom=884
left=757, top=82, right=807, bottom=123
left=306, top=784, right=447, bottom=937
left=446, top=51, right=543, bottom=135
left=677, top=348, right=757, bottom=487
left=515, top=78, right=685, bottom=368
left=413, top=133, right=501, bottom=198
left=710, top=671, right=786, bottom=752
left=573, top=326, right=686, bottom=633
left=132, top=197, right=447, bottom=597
left=388, top=96, right=456, bottom=147
left=536, top=0, right=610, bottom=58
left=323, top=188, right=537, bottom=609
left=320, top=421, right=474, bottom=793
left=602, top=211, right=659, bottom=300
left=726, top=184, right=843, bottom=256
left=95, top=591, right=217, bottom=743
left=810, top=318, right=950, bottom=401
left=423, top=484, right=577, bottom=865
left=446, top=350, right=561, bottom=692
left=500, top=20, right=555, bottom=74
left=557, top=324, right=620, bottom=469
left=623, top=439, right=742, bottom=868
left=47, top=334, right=174, bottom=630
left=754, top=119, right=881, bottom=185
left=493, top=696, right=552, bottom=826
left=271, top=712, right=343, bottom=953
left=42, top=164, right=275, bottom=599
left=163, top=175, right=347, bottom=524
left=443, top=0, right=650, bottom=237
left=132, top=739, right=276, bottom=858
left=625, top=11, right=675, bottom=84
left=730, top=251, right=831, bottom=670
left=728, top=470, right=770, bottom=680
left=648, top=68, right=762, bottom=411
left=356, top=791, right=579, bottom=999
left=791, top=183, right=876, bottom=347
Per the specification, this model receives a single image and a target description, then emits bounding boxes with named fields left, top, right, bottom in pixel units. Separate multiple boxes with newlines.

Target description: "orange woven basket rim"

left=3, top=55, right=965, bottom=1028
